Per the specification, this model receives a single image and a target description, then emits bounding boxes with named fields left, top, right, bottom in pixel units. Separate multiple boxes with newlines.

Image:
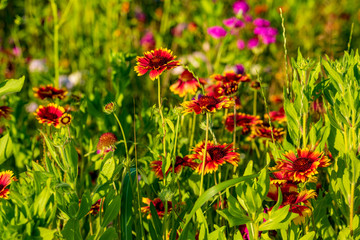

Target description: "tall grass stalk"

left=199, top=113, right=209, bottom=195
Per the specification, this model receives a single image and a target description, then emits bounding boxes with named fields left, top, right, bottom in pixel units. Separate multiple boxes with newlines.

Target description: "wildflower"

left=223, top=17, right=244, bottom=29
left=248, top=38, right=259, bottom=49
left=96, top=133, right=118, bottom=154
left=182, top=95, right=232, bottom=115
left=170, top=70, right=201, bottom=97
left=134, top=48, right=180, bottom=81
left=207, top=26, right=227, bottom=39
left=265, top=107, right=286, bottom=123
left=233, top=0, right=250, bottom=15
left=274, top=149, right=331, bottom=182
left=0, top=106, right=12, bottom=120
left=33, top=84, right=68, bottom=100
left=34, top=103, right=65, bottom=128
left=151, top=156, right=198, bottom=180
left=140, top=32, right=156, bottom=51
left=103, top=102, right=116, bottom=114
left=250, top=81, right=261, bottom=90
left=269, top=94, right=283, bottom=104
left=211, top=72, right=248, bottom=96
left=237, top=39, right=245, bottom=50
left=235, top=64, right=245, bottom=75
left=253, top=18, right=278, bottom=44
left=225, top=113, right=261, bottom=132
left=252, top=125, right=285, bottom=141
left=29, top=59, right=47, bottom=73
left=188, top=141, right=240, bottom=175
left=141, top=198, right=172, bottom=219
left=268, top=184, right=317, bottom=225
left=89, top=199, right=102, bottom=215
left=0, top=170, right=15, bottom=199
left=59, top=113, right=72, bottom=126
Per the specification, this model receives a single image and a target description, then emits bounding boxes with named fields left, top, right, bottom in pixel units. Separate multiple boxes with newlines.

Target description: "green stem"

left=233, top=98, right=237, bottom=150
left=50, top=0, right=59, bottom=87
left=199, top=113, right=209, bottom=196
left=302, top=112, right=307, bottom=147
left=133, top=100, right=145, bottom=240
left=253, top=91, right=257, bottom=116
left=113, top=113, right=130, bottom=163
left=189, top=112, right=196, bottom=150
left=350, top=182, right=355, bottom=236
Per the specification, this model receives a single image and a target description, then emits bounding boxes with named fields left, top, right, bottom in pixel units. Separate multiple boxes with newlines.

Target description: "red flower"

left=269, top=95, right=283, bottom=104
left=224, top=113, right=261, bottom=132
left=265, top=107, right=286, bottom=123
left=182, top=95, right=232, bottom=115
left=170, top=70, right=202, bottom=97
left=274, top=149, right=331, bottom=182
left=89, top=199, right=102, bottom=215
left=33, top=84, right=68, bottom=100
left=151, top=156, right=198, bottom=180
left=134, top=48, right=180, bottom=80
left=34, top=103, right=65, bottom=128
left=141, top=198, right=172, bottom=219
left=0, top=106, right=12, bottom=120
left=188, top=141, right=240, bottom=174
left=0, top=170, right=15, bottom=199
left=251, top=125, right=285, bottom=141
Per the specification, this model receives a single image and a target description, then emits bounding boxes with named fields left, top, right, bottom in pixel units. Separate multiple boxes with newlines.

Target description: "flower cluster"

left=207, top=0, right=278, bottom=50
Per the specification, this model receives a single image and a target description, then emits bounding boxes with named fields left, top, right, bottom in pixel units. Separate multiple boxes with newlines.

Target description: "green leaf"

left=98, top=157, right=116, bottom=184
left=322, top=60, right=344, bottom=93
left=259, top=205, right=297, bottom=231
left=62, top=218, right=82, bottom=240
left=77, top=191, right=91, bottom=220
left=65, top=141, right=79, bottom=180
left=217, top=208, right=251, bottom=227
left=38, top=227, right=57, bottom=240
left=99, top=227, right=118, bottom=240
left=0, top=76, right=25, bottom=97
left=299, top=231, right=315, bottom=240
left=102, top=194, right=121, bottom=227
left=121, top=169, right=135, bottom=240
left=150, top=201, right=162, bottom=237
left=0, top=133, right=13, bottom=165
left=178, top=174, right=258, bottom=240
left=40, top=130, right=65, bottom=171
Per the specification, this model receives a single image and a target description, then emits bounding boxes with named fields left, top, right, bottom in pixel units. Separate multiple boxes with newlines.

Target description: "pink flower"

left=233, top=0, right=249, bottom=15
left=207, top=26, right=227, bottom=39
left=223, top=17, right=244, bottom=29
left=237, top=39, right=245, bottom=50
left=247, top=38, right=259, bottom=49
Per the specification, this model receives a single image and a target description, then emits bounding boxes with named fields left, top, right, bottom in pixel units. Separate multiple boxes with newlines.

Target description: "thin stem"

left=50, top=0, right=59, bottom=87
left=157, top=77, right=167, bottom=161
left=199, top=113, right=209, bottom=195
left=253, top=91, right=257, bottom=116
left=233, top=98, right=237, bottom=151
left=133, top=99, right=145, bottom=240
left=214, top=172, right=224, bottom=209
left=113, top=113, right=130, bottom=163
left=350, top=182, right=355, bottom=236
left=189, top=112, right=196, bottom=150
left=302, top=113, right=307, bottom=147
left=89, top=214, right=93, bottom=235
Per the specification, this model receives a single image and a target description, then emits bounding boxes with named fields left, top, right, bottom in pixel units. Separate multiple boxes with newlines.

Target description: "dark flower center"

left=197, top=96, right=219, bottom=108
left=283, top=192, right=297, bottom=205
left=149, top=56, right=171, bottom=68
left=208, top=147, right=226, bottom=161
left=293, top=157, right=313, bottom=171
left=41, top=109, right=62, bottom=120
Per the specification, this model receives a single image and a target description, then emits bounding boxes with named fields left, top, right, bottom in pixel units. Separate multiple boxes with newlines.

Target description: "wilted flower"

left=225, top=113, right=261, bottom=132
left=0, top=106, right=12, bottom=120
left=34, top=103, right=65, bottom=128
left=89, top=199, right=102, bottom=215
left=141, top=198, right=172, bottom=219
left=0, top=170, right=16, bottom=199
left=182, top=95, right=232, bottom=115
left=274, top=148, right=331, bottom=182
left=33, top=85, right=68, bottom=100
left=207, top=26, right=227, bottom=39
left=96, top=133, right=118, bottom=154
left=151, top=156, right=198, bottom=180
left=135, top=48, right=180, bottom=80
left=188, top=141, right=240, bottom=174
left=170, top=70, right=201, bottom=97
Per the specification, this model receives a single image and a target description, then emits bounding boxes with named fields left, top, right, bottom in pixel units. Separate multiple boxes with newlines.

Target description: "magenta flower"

left=233, top=0, right=249, bottom=15
left=207, top=26, right=227, bottom=39
left=223, top=17, right=244, bottom=29
left=140, top=32, right=155, bottom=50
left=237, top=39, right=245, bottom=50
left=248, top=38, right=259, bottom=49
left=253, top=18, right=270, bottom=27
left=235, top=64, right=245, bottom=75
